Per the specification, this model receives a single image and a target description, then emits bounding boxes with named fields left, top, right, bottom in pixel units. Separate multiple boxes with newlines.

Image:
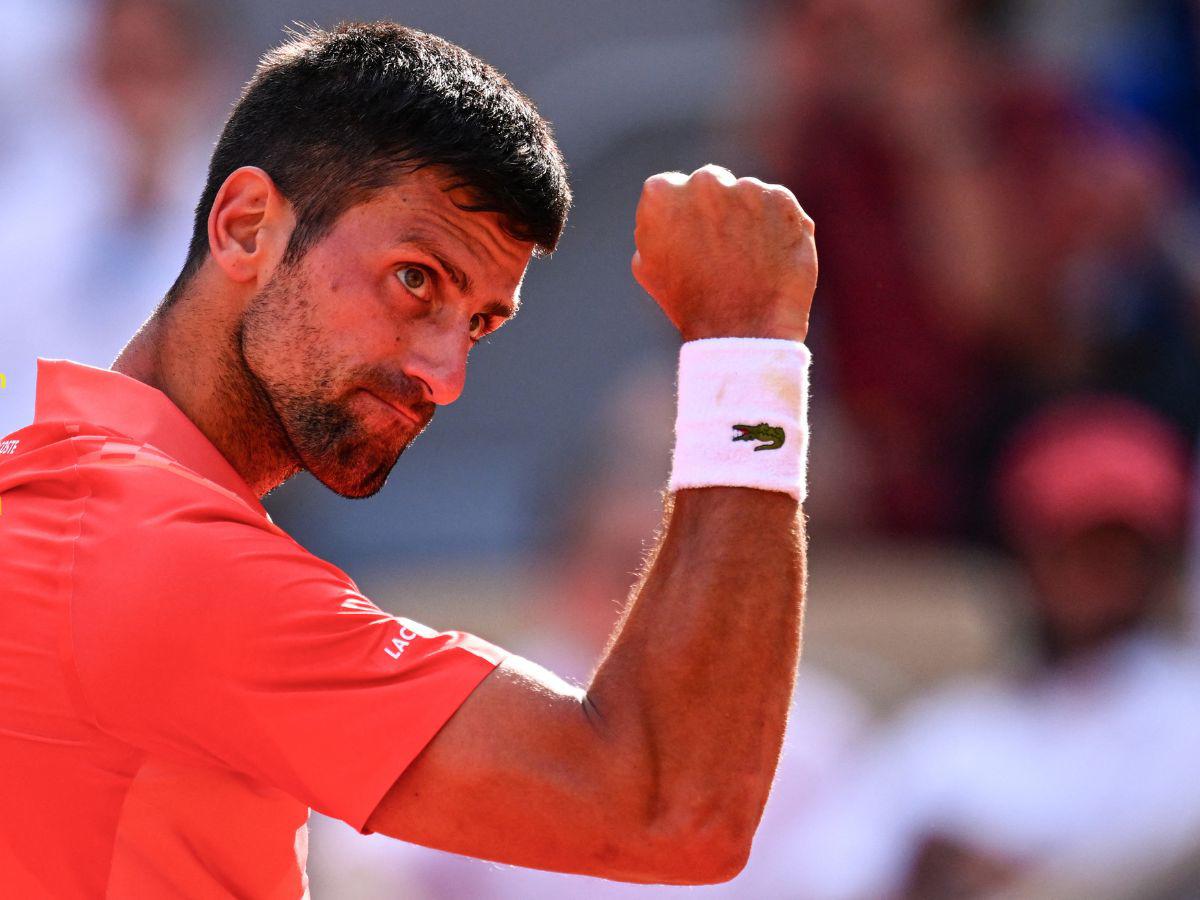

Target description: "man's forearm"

left=584, top=485, right=805, bottom=870
left=364, top=166, right=815, bottom=886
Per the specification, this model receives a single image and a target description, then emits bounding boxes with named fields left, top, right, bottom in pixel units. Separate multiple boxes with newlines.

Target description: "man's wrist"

left=668, top=337, right=812, bottom=501
left=679, top=317, right=809, bottom=343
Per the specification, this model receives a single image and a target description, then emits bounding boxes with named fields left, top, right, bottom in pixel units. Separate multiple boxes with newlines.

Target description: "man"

left=0, top=21, right=816, bottom=898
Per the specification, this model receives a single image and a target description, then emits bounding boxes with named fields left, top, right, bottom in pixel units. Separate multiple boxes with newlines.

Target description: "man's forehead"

left=365, top=170, right=533, bottom=260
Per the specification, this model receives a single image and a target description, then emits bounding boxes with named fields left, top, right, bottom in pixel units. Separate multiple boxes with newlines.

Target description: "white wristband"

left=668, top=337, right=811, bottom=501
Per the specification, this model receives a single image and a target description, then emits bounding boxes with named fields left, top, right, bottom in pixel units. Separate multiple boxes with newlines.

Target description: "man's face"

left=238, top=167, right=535, bottom=498
left=1026, top=521, right=1165, bottom=653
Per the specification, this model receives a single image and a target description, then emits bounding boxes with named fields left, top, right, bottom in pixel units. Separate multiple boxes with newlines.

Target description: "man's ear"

left=207, top=166, right=295, bottom=285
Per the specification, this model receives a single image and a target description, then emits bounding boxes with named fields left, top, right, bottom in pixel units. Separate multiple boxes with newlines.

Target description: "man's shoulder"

left=2, top=423, right=245, bottom=528
left=53, top=427, right=308, bottom=578
left=66, top=435, right=359, bottom=638
left=8, top=419, right=360, bottom=620
left=75, top=433, right=264, bottom=521
left=6, top=417, right=264, bottom=518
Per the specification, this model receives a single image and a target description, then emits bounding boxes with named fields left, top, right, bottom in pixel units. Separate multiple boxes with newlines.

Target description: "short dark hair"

left=166, top=21, right=570, bottom=304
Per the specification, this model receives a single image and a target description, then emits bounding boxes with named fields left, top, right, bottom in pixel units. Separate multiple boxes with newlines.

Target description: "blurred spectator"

left=775, top=396, right=1200, bottom=899
left=0, top=0, right=236, bottom=437
left=755, top=0, right=1200, bottom=539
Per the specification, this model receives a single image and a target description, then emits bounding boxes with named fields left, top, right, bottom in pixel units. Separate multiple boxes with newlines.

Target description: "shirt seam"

left=102, top=755, right=150, bottom=899
left=57, top=436, right=103, bottom=730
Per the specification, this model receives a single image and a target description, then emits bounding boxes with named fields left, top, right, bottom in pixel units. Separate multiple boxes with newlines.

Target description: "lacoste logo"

left=732, top=423, right=785, bottom=451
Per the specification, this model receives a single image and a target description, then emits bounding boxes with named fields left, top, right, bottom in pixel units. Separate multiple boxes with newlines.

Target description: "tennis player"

left=0, top=21, right=817, bottom=897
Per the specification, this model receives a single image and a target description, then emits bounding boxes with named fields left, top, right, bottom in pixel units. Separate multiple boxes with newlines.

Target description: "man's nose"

left=404, top=327, right=469, bottom=406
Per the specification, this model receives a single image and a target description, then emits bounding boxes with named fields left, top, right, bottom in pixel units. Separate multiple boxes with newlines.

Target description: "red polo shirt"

left=0, top=359, right=507, bottom=898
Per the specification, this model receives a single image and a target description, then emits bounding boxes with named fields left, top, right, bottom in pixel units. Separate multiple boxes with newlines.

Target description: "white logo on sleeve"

left=384, top=625, right=420, bottom=659
left=337, top=598, right=430, bottom=660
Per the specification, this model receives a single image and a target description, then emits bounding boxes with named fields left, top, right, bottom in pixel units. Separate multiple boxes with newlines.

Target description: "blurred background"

left=3, top=0, right=1200, bottom=897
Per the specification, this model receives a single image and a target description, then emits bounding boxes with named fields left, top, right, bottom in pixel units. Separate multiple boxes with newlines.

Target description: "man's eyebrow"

left=402, top=237, right=474, bottom=296
left=396, top=232, right=520, bottom=320
left=483, top=297, right=519, bottom=321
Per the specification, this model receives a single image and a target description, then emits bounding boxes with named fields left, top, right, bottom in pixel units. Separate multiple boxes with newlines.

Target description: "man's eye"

left=469, top=313, right=488, bottom=341
left=397, top=266, right=428, bottom=297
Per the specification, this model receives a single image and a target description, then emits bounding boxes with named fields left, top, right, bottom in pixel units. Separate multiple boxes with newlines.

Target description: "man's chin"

left=305, top=443, right=406, bottom=499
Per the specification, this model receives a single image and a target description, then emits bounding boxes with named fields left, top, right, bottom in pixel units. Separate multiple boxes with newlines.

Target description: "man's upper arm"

left=362, top=653, right=673, bottom=880
left=67, top=463, right=506, bottom=832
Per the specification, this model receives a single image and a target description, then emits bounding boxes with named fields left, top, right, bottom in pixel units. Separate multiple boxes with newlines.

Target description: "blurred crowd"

left=759, top=0, right=1200, bottom=541
left=3, top=0, right=1200, bottom=897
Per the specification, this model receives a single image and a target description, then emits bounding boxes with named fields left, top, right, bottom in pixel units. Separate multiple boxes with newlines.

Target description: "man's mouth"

left=360, top=389, right=424, bottom=428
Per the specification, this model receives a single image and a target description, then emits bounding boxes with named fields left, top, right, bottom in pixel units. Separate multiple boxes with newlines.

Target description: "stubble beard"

left=236, top=264, right=431, bottom=500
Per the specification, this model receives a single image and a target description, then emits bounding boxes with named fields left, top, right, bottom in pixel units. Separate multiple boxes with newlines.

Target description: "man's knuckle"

left=763, top=184, right=794, bottom=205
left=736, top=175, right=770, bottom=192
left=690, top=164, right=735, bottom=186
left=643, top=172, right=682, bottom=195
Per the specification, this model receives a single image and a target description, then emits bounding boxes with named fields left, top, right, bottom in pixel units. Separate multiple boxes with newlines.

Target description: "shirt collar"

left=34, top=358, right=268, bottom=517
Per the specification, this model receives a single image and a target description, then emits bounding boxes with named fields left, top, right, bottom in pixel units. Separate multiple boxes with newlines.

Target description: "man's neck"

left=112, top=296, right=302, bottom=498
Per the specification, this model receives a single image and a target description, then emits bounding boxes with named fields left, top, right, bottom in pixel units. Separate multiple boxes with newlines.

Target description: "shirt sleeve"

left=66, top=463, right=508, bottom=833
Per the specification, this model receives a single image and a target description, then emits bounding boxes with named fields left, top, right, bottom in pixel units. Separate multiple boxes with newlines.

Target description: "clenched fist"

left=632, top=164, right=817, bottom=342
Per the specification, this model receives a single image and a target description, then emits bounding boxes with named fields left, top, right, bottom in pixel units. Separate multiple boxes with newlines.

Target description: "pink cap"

left=995, top=396, right=1191, bottom=542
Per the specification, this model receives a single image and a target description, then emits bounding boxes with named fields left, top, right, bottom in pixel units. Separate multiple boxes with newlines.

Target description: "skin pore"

left=114, top=165, right=534, bottom=498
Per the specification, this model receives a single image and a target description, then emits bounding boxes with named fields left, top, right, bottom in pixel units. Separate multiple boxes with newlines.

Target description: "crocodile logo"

left=732, top=423, right=785, bottom=451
